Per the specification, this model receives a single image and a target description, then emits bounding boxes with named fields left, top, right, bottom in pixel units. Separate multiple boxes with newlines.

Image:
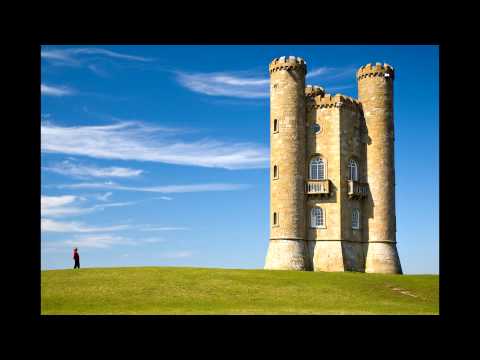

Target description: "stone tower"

left=264, top=57, right=402, bottom=274
left=357, top=63, right=402, bottom=274
left=264, top=56, right=309, bottom=270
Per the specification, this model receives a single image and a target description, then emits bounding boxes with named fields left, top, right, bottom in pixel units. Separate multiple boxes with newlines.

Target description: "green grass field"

left=41, top=267, right=439, bottom=315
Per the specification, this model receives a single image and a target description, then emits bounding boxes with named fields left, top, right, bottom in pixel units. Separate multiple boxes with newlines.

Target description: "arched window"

left=273, top=165, right=279, bottom=179
left=352, top=208, right=360, bottom=229
left=310, top=157, right=326, bottom=180
left=311, top=207, right=325, bottom=228
left=348, top=159, right=358, bottom=181
left=273, top=212, right=278, bottom=226
left=273, top=119, right=279, bottom=133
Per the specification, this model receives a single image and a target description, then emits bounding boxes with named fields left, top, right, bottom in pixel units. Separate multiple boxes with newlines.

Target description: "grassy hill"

left=41, top=266, right=439, bottom=315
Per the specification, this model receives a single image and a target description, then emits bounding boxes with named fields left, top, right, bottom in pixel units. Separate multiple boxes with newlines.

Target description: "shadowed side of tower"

left=357, top=63, right=402, bottom=274
left=264, top=56, right=309, bottom=270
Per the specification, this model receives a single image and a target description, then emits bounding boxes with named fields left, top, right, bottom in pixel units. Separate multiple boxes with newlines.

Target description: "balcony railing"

left=347, top=180, right=368, bottom=199
left=306, top=179, right=330, bottom=195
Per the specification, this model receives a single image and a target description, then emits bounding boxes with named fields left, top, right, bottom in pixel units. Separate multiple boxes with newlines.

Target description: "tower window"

left=311, top=207, right=325, bottom=228
left=352, top=208, right=360, bottom=229
left=273, top=165, right=279, bottom=179
left=348, top=159, right=359, bottom=181
left=273, top=119, right=279, bottom=133
left=273, top=212, right=278, bottom=226
left=310, top=157, right=326, bottom=180
left=312, top=123, right=321, bottom=134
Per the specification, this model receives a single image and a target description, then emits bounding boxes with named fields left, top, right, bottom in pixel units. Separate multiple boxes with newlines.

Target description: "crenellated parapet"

left=357, top=63, right=394, bottom=81
left=310, top=93, right=361, bottom=111
left=269, top=56, right=307, bottom=74
left=305, top=85, right=325, bottom=98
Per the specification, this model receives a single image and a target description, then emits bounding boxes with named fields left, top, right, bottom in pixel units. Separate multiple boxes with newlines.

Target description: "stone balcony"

left=305, top=179, right=330, bottom=195
left=347, top=180, right=368, bottom=199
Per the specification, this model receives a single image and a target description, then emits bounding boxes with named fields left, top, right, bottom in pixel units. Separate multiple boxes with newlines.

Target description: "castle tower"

left=264, top=56, right=309, bottom=270
left=357, top=63, right=402, bottom=274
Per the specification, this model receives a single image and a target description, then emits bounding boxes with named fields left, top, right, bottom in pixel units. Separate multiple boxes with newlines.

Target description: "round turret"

left=357, top=62, right=402, bottom=274
left=265, top=56, right=309, bottom=271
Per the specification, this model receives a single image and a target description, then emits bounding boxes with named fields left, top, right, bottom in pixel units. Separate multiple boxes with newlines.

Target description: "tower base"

left=264, top=239, right=309, bottom=271
left=364, top=242, right=402, bottom=274
left=308, top=240, right=365, bottom=272
left=309, top=240, right=344, bottom=272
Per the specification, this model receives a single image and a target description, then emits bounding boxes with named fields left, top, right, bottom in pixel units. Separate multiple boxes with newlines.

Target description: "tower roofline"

left=309, top=93, right=361, bottom=110
left=305, top=85, right=325, bottom=98
left=269, top=56, right=307, bottom=74
left=357, top=63, right=394, bottom=80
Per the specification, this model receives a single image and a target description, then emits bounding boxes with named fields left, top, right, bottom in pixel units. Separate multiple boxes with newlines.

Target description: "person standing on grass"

left=73, top=248, right=80, bottom=269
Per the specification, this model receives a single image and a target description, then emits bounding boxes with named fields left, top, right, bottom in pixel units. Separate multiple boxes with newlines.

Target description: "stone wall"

left=305, top=99, right=343, bottom=271
left=339, top=104, right=367, bottom=272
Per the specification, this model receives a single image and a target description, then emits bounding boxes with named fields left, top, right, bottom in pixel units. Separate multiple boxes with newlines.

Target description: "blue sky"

left=41, top=45, right=439, bottom=274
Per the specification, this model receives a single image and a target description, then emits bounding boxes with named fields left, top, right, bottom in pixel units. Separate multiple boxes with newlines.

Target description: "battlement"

left=357, top=63, right=394, bottom=80
left=305, top=85, right=325, bottom=98
left=311, top=93, right=361, bottom=110
left=269, top=56, right=307, bottom=74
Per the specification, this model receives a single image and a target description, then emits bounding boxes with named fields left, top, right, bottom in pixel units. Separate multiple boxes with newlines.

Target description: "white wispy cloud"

left=57, top=181, right=249, bottom=193
left=41, top=121, right=268, bottom=169
left=319, top=66, right=357, bottom=81
left=41, top=84, right=75, bottom=96
left=41, top=218, right=130, bottom=233
left=41, top=195, right=77, bottom=208
left=153, top=196, right=173, bottom=201
left=45, top=235, right=172, bottom=250
left=41, top=195, right=91, bottom=217
left=176, top=71, right=269, bottom=98
left=93, top=201, right=137, bottom=209
left=41, top=194, right=135, bottom=218
left=42, top=204, right=94, bottom=217
left=142, top=238, right=167, bottom=243
left=42, top=47, right=153, bottom=78
left=64, top=234, right=137, bottom=248
left=97, top=192, right=113, bottom=201
left=41, top=47, right=152, bottom=64
left=140, top=226, right=189, bottom=231
left=175, top=66, right=350, bottom=98
left=306, top=67, right=331, bottom=78
left=43, top=160, right=143, bottom=178
left=87, top=64, right=109, bottom=77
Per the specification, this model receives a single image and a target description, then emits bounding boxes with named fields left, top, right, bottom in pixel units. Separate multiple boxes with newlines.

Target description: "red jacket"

left=73, top=251, right=79, bottom=260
